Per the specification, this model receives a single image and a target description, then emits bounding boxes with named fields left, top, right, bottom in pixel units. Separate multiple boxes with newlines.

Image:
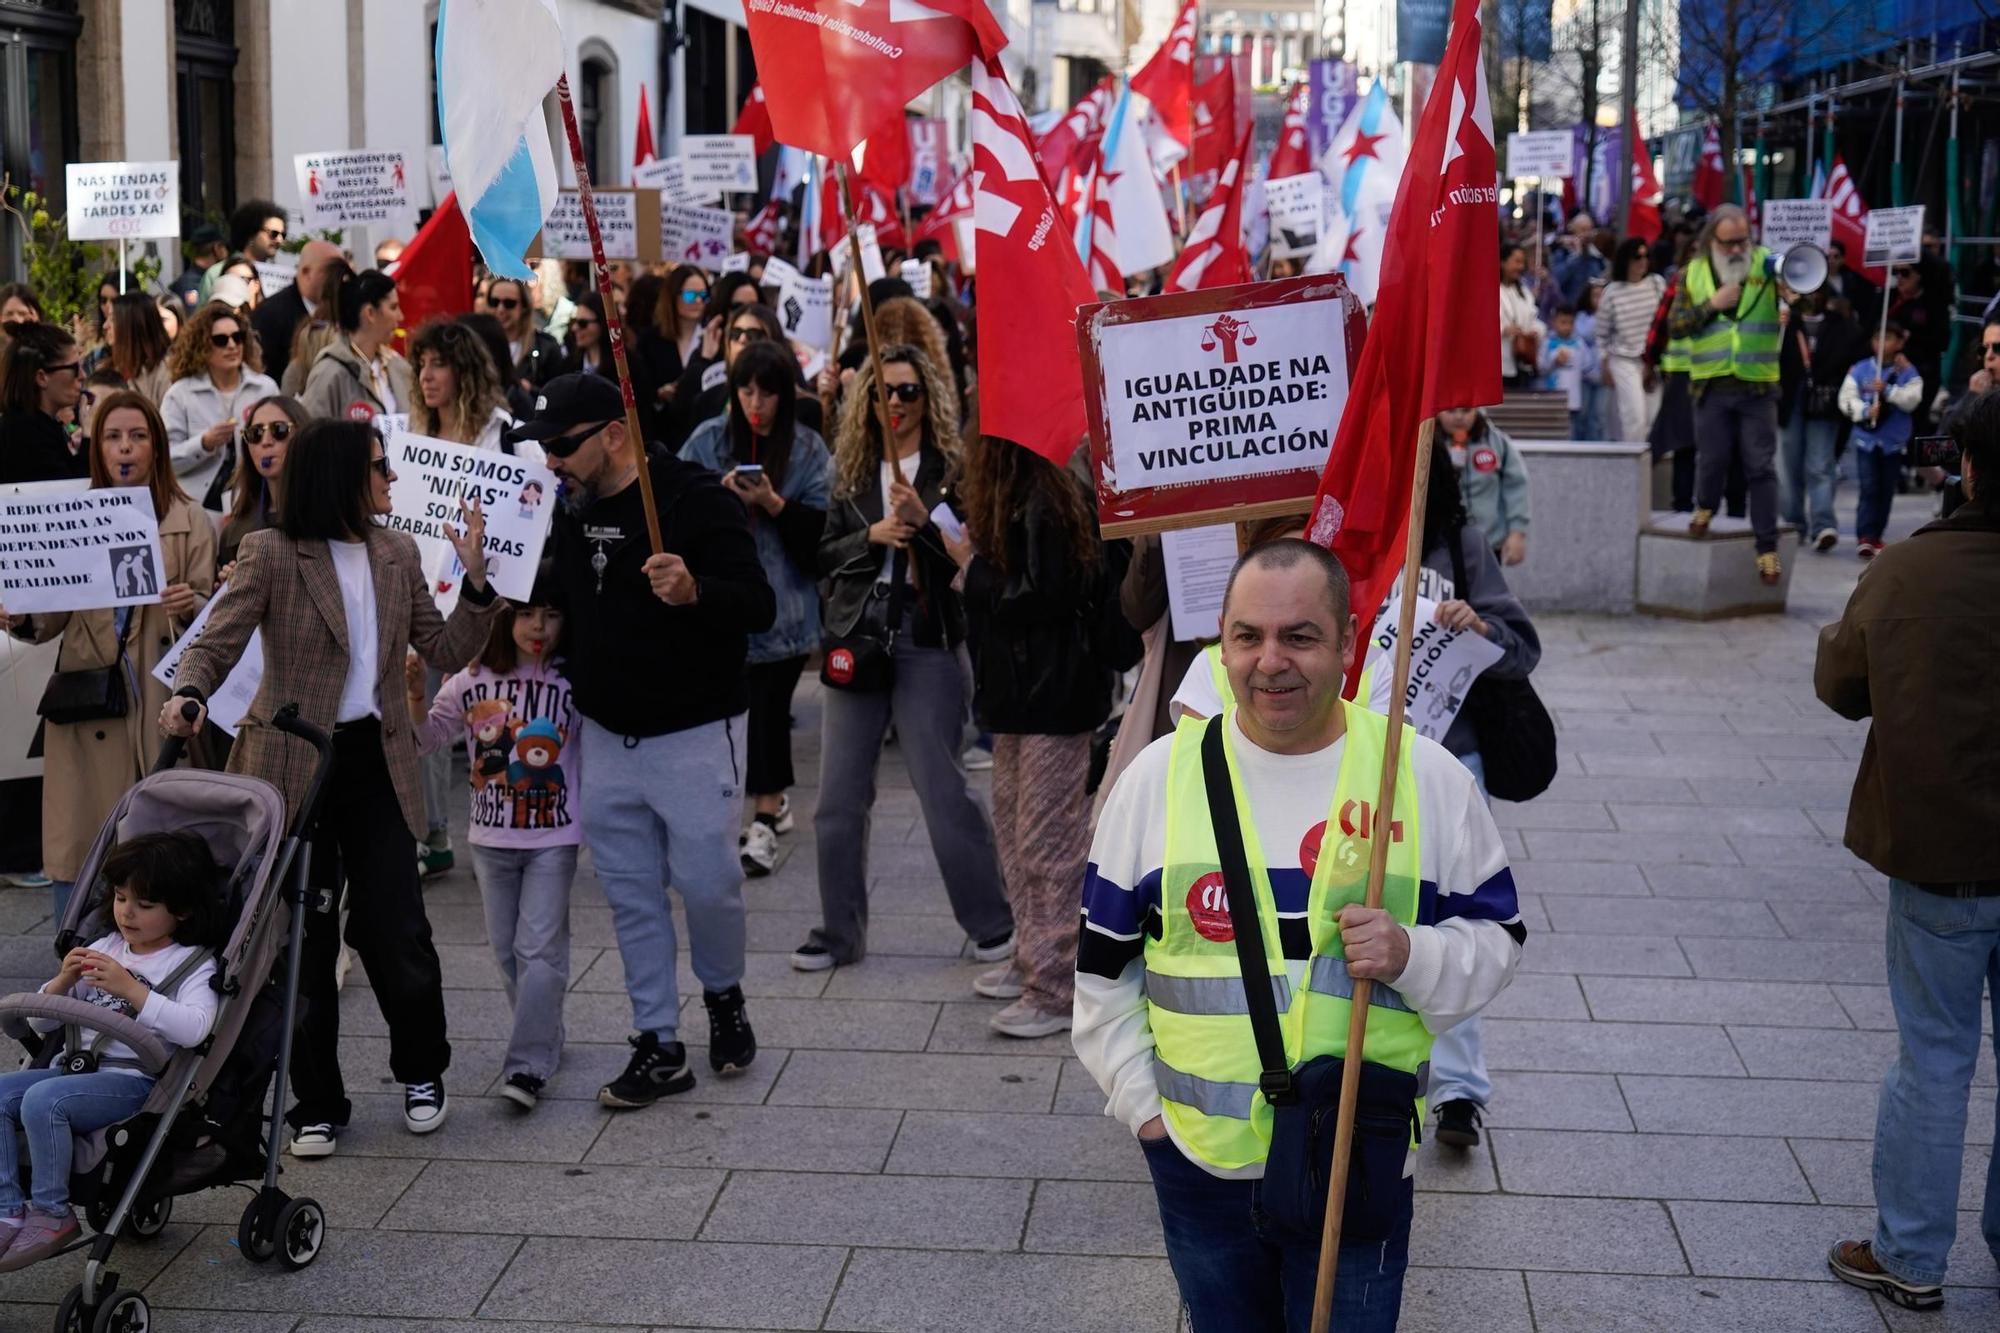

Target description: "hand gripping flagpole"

left=835, top=161, right=908, bottom=487
left=554, top=73, right=663, bottom=554
left=1309, top=416, right=1437, bottom=1333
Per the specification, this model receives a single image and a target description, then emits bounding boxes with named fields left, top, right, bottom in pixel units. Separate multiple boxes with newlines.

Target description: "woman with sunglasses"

left=795, top=345, right=1015, bottom=974
left=220, top=395, right=307, bottom=569
left=159, top=419, right=502, bottom=1151
left=560, top=292, right=614, bottom=381
left=302, top=269, right=413, bottom=427
left=670, top=304, right=822, bottom=445
left=0, top=323, right=87, bottom=483
left=160, top=303, right=278, bottom=512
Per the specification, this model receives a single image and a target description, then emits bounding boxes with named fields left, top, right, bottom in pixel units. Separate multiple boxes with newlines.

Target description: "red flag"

left=732, top=83, right=775, bottom=158
left=1306, top=0, right=1501, bottom=692
left=1267, top=82, right=1313, bottom=180
left=1693, top=123, right=1725, bottom=211
left=743, top=200, right=784, bottom=255
left=969, top=56, right=1097, bottom=465
left=1037, top=76, right=1117, bottom=186
left=1164, top=128, right=1252, bottom=293
left=816, top=171, right=908, bottom=255
left=1740, top=162, right=1759, bottom=227
left=916, top=167, right=975, bottom=262
left=1627, top=112, right=1662, bottom=243
left=1821, top=156, right=1885, bottom=288
left=1187, top=63, right=1238, bottom=193
left=745, top=0, right=1006, bottom=161
left=1131, top=0, right=1200, bottom=149
left=634, top=84, right=658, bottom=167
left=857, top=118, right=912, bottom=198
left=394, top=193, right=475, bottom=341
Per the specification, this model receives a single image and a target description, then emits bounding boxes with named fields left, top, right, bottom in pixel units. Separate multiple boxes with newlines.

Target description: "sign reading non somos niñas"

left=295, top=150, right=417, bottom=232
left=65, top=162, right=181, bottom=241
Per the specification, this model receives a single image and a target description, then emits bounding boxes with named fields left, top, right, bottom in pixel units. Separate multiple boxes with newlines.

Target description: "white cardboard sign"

left=1161, top=523, right=1239, bottom=641
left=1863, top=205, right=1924, bottom=268
left=542, top=191, right=640, bottom=260
left=65, top=162, right=181, bottom=241
left=634, top=156, right=721, bottom=206
left=1362, top=591, right=1503, bottom=744
left=295, top=150, right=417, bottom=232
left=1760, top=199, right=1832, bottom=254
left=681, top=135, right=759, bottom=193
left=1505, top=129, right=1574, bottom=180
left=152, top=596, right=264, bottom=737
left=834, top=224, right=886, bottom=283
left=899, top=259, right=932, bottom=299
left=761, top=255, right=802, bottom=291
left=776, top=271, right=835, bottom=352
left=1264, top=172, right=1326, bottom=258
left=0, top=488, right=165, bottom=615
left=253, top=260, right=297, bottom=299
left=721, top=252, right=752, bottom=274
left=381, top=433, right=556, bottom=608
left=661, top=201, right=735, bottom=266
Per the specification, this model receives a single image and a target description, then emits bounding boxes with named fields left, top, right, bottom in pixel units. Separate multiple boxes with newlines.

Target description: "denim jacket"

left=680, top=415, right=832, bottom=663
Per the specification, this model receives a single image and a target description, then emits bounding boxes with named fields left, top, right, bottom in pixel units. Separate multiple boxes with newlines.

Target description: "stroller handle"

left=150, top=700, right=205, bottom=775
left=269, top=705, right=337, bottom=842
left=0, top=993, right=174, bottom=1075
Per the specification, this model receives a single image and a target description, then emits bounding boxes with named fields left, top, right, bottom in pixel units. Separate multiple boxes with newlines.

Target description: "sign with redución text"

left=65, top=162, right=180, bottom=241
left=0, top=487, right=165, bottom=614
left=1080, top=275, right=1366, bottom=537
left=382, top=433, right=556, bottom=609
left=295, top=150, right=417, bottom=233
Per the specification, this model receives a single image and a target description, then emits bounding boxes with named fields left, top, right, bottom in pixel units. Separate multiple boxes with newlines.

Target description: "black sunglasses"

left=571, top=317, right=599, bottom=330
left=728, top=325, right=766, bottom=343
left=885, top=382, right=925, bottom=403
left=540, top=418, right=613, bottom=459
left=1983, top=340, right=2000, bottom=355
left=369, top=454, right=392, bottom=478
left=489, top=297, right=522, bottom=310
left=43, top=361, right=81, bottom=376
left=211, top=330, right=246, bottom=348
left=246, top=420, right=293, bottom=444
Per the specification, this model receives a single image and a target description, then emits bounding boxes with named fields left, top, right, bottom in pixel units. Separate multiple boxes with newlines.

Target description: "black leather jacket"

left=817, top=444, right=963, bottom=650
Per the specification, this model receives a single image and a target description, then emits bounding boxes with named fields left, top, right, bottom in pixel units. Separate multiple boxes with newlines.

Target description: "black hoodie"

left=550, top=452, right=775, bottom=737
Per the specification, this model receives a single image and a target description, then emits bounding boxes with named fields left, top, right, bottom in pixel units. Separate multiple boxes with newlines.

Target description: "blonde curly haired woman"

left=791, top=344, right=1015, bottom=977
left=410, top=318, right=536, bottom=461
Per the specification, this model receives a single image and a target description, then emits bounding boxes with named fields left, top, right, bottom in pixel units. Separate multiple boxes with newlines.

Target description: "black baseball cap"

left=513, top=373, right=625, bottom=442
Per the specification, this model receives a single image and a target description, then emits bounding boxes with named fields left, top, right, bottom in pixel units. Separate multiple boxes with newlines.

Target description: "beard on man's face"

left=1712, top=248, right=1752, bottom=286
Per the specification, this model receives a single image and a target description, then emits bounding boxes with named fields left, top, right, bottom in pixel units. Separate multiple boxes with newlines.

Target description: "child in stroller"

left=0, top=832, right=221, bottom=1272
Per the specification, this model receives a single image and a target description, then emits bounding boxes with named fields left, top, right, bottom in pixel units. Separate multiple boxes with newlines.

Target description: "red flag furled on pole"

left=1131, top=0, right=1200, bottom=149
left=1267, top=81, right=1313, bottom=180
left=393, top=192, right=475, bottom=342
left=1186, top=62, right=1238, bottom=194
left=1627, top=111, right=1662, bottom=243
left=969, top=55, right=1097, bottom=465
left=1306, top=0, right=1501, bottom=693
left=744, top=0, right=1006, bottom=161
left=742, top=199, right=784, bottom=255
left=634, top=84, right=658, bottom=167
left=1693, top=123, right=1726, bottom=211
left=815, top=169, right=908, bottom=255
left=1821, top=155, right=1885, bottom=287
left=733, top=82, right=776, bottom=157
left=1163, top=127, right=1252, bottom=292
left=856, top=118, right=912, bottom=197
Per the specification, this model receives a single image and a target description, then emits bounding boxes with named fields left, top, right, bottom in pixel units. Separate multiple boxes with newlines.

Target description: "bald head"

left=296, top=240, right=346, bottom=304
left=1219, top=540, right=1359, bottom=753
left=1223, top=539, right=1351, bottom=625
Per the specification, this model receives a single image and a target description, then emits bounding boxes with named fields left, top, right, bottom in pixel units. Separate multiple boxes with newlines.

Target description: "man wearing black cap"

left=172, top=225, right=229, bottom=309
left=517, top=374, right=776, bottom=1109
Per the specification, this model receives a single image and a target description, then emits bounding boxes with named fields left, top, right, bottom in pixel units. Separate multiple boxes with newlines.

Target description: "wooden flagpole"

left=553, top=74, right=662, bottom=553
left=1308, top=416, right=1437, bottom=1333
left=835, top=161, right=908, bottom=487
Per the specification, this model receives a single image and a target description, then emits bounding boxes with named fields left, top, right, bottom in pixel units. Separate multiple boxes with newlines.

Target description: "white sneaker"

left=974, top=964, right=1024, bottom=1000
left=333, top=944, right=355, bottom=992
left=288, top=1123, right=337, bottom=1158
left=740, top=822, right=778, bottom=878
left=990, top=1000, right=1071, bottom=1039
left=970, top=931, right=1015, bottom=964
left=771, top=794, right=795, bottom=835
left=1814, top=527, right=1838, bottom=552
left=962, top=746, right=993, bottom=772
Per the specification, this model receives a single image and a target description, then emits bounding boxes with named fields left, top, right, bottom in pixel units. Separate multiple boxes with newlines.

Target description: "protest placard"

left=295, top=150, right=417, bottom=233
left=0, top=488, right=165, bottom=615
left=761, top=255, right=802, bottom=291
left=65, top=162, right=180, bottom=241
left=1760, top=198, right=1832, bottom=254
left=681, top=135, right=758, bottom=193
left=1863, top=205, right=1924, bottom=268
left=0, top=634, right=58, bottom=779
left=254, top=260, right=297, bottom=299
left=662, top=201, right=735, bottom=266
left=722, top=252, right=752, bottom=273
left=381, top=433, right=556, bottom=609
left=153, top=598, right=264, bottom=737
left=1161, top=524, right=1239, bottom=640
left=776, top=271, right=835, bottom=351
left=541, top=190, right=641, bottom=260
left=899, top=259, right=932, bottom=299
left=1361, top=589, right=1502, bottom=743
left=373, top=413, right=410, bottom=440
left=834, top=224, right=886, bottom=283
left=1264, top=172, right=1326, bottom=257
left=1505, top=129, right=1574, bottom=179
left=634, top=156, right=720, bottom=206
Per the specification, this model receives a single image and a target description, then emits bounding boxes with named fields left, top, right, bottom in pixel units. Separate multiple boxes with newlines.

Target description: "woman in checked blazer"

left=160, top=419, right=500, bottom=1152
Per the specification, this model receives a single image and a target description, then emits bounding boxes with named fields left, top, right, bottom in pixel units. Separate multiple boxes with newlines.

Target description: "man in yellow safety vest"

left=1074, top=539, right=1525, bottom=1331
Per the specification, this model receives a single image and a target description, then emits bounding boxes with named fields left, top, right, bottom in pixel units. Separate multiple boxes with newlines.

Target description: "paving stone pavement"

left=1, top=490, right=1996, bottom=1331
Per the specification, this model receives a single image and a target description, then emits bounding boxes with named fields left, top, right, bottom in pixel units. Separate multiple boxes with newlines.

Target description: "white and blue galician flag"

left=436, top=0, right=564, bottom=279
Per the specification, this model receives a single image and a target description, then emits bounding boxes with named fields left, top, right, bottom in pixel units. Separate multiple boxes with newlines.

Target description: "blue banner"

left=1397, top=0, right=1452, bottom=65
left=1500, top=0, right=1553, bottom=62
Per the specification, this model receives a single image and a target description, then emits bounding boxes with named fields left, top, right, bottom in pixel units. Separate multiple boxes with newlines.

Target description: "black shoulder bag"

left=1198, top=717, right=1418, bottom=1243
left=820, top=543, right=905, bottom=694
left=1446, top=537, right=1558, bottom=803
left=36, top=607, right=132, bottom=726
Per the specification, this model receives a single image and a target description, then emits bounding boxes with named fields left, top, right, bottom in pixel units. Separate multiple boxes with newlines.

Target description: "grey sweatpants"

left=810, top=642, right=1014, bottom=963
left=470, top=843, right=577, bottom=1081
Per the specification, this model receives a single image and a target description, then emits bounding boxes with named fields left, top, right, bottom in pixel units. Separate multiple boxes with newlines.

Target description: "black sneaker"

left=703, top=986, right=757, bottom=1076
left=1435, top=1098, right=1482, bottom=1149
left=403, top=1081, right=449, bottom=1134
left=500, top=1072, right=544, bottom=1111
left=597, top=1033, right=695, bottom=1109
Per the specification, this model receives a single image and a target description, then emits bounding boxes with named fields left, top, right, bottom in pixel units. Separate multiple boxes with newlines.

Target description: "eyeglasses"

left=728, top=326, right=766, bottom=343
left=43, top=361, right=81, bottom=376
left=885, top=382, right=925, bottom=404
left=210, top=330, right=246, bottom=348
left=679, top=289, right=707, bottom=305
left=541, top=418, right=613, bottom=459
left=570, top=318, right=599, bottom=332
left=246, top=420, right=294, bottom=444
left=369, top=454, right=392, bottom=479
left=1893, top=268, right=1916, bottom=279
left=1983, top=340, right=2000, bottom=356
left=489, top=297, right=521, bottom=310
left=260, top=226, right=287, bottom=241
left=1713, top=233, right=1750, bottom=251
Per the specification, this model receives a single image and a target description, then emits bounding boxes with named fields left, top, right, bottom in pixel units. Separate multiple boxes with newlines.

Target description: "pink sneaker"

left=0, top=1207, right=78, bottom=1272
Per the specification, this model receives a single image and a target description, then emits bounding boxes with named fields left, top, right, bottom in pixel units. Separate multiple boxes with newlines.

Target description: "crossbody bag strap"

left=1199, top=715, right=1296, bottom=1106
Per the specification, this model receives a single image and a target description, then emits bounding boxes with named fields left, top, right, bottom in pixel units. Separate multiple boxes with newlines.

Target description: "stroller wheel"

left=275, top=1196, right=326, bottom=1270
left=237, top=1193, right=281, bottom=1264
left=89, top=1291, right=149, bottom=1333
left=52, top=1286, right=86, bottom=1333
left=127, top=1196, right=171, bottom=1240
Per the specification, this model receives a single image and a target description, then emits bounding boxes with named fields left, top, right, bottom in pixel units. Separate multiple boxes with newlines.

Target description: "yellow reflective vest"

left=1146, top=701, right=1432, bottom=1172
left=1682, top=251, right=1781, bottom=383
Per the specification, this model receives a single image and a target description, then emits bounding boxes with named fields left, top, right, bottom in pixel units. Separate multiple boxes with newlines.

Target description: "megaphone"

left=1765, top=243, right=1829, bottom=295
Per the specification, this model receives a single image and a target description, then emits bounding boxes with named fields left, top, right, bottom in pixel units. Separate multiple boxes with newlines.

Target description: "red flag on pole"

left=969, top=56, right=1097, bottom=464
left=393, top=193, right=475, bottom=339
left=745, top=0, right=1006, bottom=161
left=1037, top=76, right=1117, bottom=187
left=1306, top=0, right=1501, bottom=692
left=742, top=200, right=784, bottom=255
left=634, top=84, right=658, bottom=167
left=1186, top=63, right=1238, bottom=193
left=1164, top=128, right=1252, bottom=292
left=1693, top=123, right=1726, bottom=211
left=1627, top=111, right=1662, bottom=243
left=733, top=83, right=776, bottom=158
left=1267, top=82, right=1313, bottom=180
left=857, top=119, right=912, bottom=198
left=1131, top=0, right=1200, bottom=149
left=1821, top=156, right=1885, bottom=287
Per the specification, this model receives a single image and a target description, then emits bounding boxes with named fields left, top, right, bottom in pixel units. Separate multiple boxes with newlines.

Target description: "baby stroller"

left=0, top=702, right=334, bottom=1332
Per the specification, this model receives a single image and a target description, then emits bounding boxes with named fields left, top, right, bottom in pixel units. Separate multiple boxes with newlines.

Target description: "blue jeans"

left=470, top=844, right=578, bottom=1081
left=1778, top=414, right=1839, bottom=537
left=579, top=716, right=747, bottom=1042
left=0, top=1068, right=152, bottom=1214
left=1143, top=1133, right=1411, bottom=1332
left=1855, top=447, right=1902, bottom=542
left=1870, top=880, right=2000, bottom=1287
